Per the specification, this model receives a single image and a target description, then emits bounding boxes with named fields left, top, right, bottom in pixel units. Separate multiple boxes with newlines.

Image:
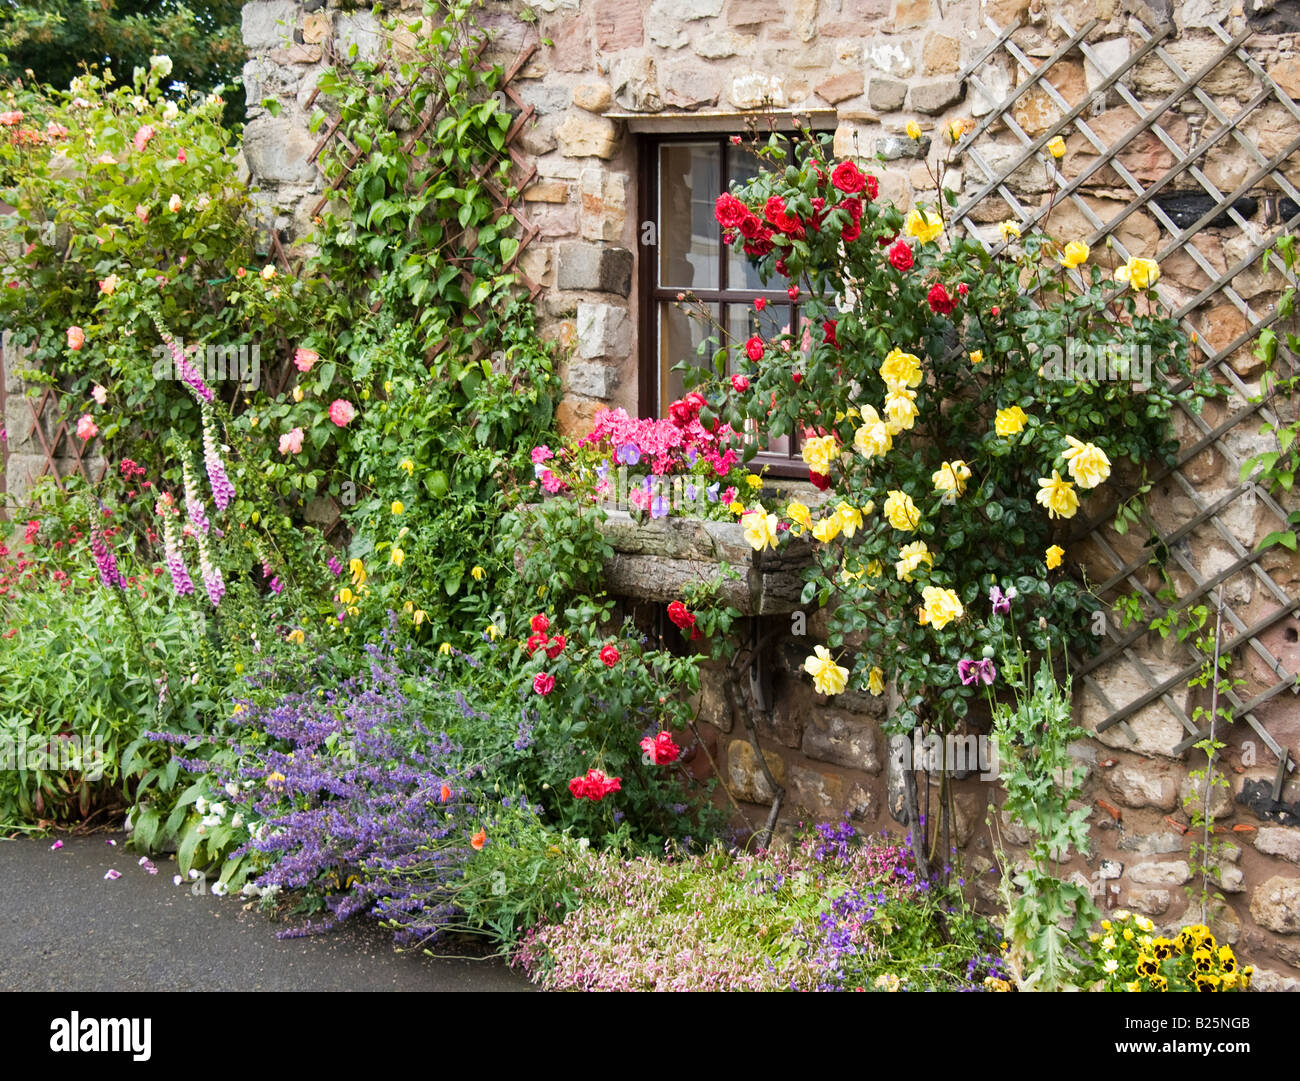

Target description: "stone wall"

left=239, top=0, right=1300, bottom=984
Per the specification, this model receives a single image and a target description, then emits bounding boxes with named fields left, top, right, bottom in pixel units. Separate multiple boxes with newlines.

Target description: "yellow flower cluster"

left=906, top=208, right=943, bottom=245
left=801, top=434, right=840, bottom=477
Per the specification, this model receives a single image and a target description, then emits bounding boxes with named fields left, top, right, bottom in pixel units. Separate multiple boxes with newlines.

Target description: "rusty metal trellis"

left=298, top=30, right=542, bottom=301
left=950, top=11, right=1300, bottom=782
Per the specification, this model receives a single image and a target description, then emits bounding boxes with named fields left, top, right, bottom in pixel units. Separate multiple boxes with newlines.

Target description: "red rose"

left=544, top=634, right=567, bottom=659
left=839, top=197, right=863, bottom=222
left=991, top=306, right=1000, bottom=317
left=754, top=297, right=766, bottom=311
left=841, top=219, right=861, bottom=243
left=787, top=285, right=799, bottom=300
left=530, top=613, right=549, bottom=634
left=525, top=632, right=548, bottom=655
left=831, top=159, right=866, bottom=194
left=764, top=195, right=805, bottom=237
left=775, top=258, right=789, bottom=276
left=667, top=600, right=695, bottom=630
left=823, top=319, right=839, bottom=348
left=533, top=671, right=555, bottom=696
left=865, top=175, right=879, bottom=200
left=714, top=192, right=748, bottom=229
left=640, top=731, right=681, bottom=766
left=888, top=239, right=913, bottom=272
left=738, top=213, right=763, bottom=239
left=808, top=470, right=830, bottom=490
left=745, top=336, right=765, bottom=362
left=792, top=371, right=802, bottom=384
left=731, top=373, right=750, bottom=393
left=600, top=643, right=620, bottom=667
left=928, top=283, right=957, bottom=315
left=878, top=231, right=897, bottom=248
left=669, top=392, right=706, bottom=427
left=957, top=282, right=968, bottom=295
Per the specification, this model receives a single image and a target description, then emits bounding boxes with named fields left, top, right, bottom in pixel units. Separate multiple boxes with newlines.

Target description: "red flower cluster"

left=888, top=239, right=913, bottom=272
left=640, top=731, right=681, bottom=766
left=668, top=391, right=706, bottom=427
left=23, top=519, right=39, bottom=546
left=764, top=195, right=805, bottom=239
left=568, top=768, right=621, bottom=801
left=525, top=613, right=566, bottom=659
left=599, top=643, right=620, bottom=667
left=927, top=283, right=958, bottom=315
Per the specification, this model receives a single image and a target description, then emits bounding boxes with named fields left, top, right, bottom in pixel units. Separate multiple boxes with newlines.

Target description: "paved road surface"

left=0, top=832, right=531, bottom=992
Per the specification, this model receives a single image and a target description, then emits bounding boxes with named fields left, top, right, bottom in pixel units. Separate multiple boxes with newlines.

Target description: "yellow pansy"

left=390, top=547, right=405, bottom=566
left=906, top=207, right=944, bottom=245
left=786, top=500, right=813, bottom=533
left=880, top=348, right=923, bottom=389
left=1036, top=470, right=1080, bottom=519
left=836, top=502, right=864, bottom=538
left=1059, top=240, right=1089, bottom=269
left=884, top=386, right=919, bottom=431
left=867, top=666, right=885, bottom=696
left=906, top=120, right=923, bottom=141
left=895, top=540, right=933, bottom=582
left=1045, top=544, right=1065, bottom=570
left=883, top=490, right=921, bottom=531
left=1046, top=134, right=1067, bottom=158
left=399, top=458, right=415, bottom=474
left=803, top=645, right=849, bottom=696
left=998, top=219, right=1021, bottom=241
left=920, top=585, right=964, bottom=629
left=801, top=434, right=839, bottom=476
left=812, top=514, right=843, bottom=543
left=742, top=510, right=779, bottom=552
left=745, top=474, right=763, bottom=490
left=349, top=558, right=367, bottom=588
left=391, top=500, right=404, bottom=515
left=931, top=459, right=971, bottom=498
left=994, top=405, right=1028, bottom=437
left=969, top=350, right=983, bottom=365
left=1062, top=435, right=1111, bottom=489
left=1115, top=255, right=1160, bottom=289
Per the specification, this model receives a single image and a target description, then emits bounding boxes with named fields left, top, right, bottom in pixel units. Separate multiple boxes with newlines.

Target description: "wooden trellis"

left=950, top=11, right=1300, bottom=786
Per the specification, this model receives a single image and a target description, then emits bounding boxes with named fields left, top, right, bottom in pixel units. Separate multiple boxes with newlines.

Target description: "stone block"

left=579, top=169, right=626, bottom=242
left=547, top=16, right=593, bottom=73
left=575, top=301, right=632, bottom=358
left=868, top=77, right=907, bottom=112
left=558, top=243, right=633, bottom=295
left=1012, top=59, right=1090, bottom=137
left=730, top=72, right=785, bottom=109
left=565, top=359, right=618, bottom=398
left=1250, top=874, right=1300, bottom=933
left=728, top=0, right=787, bottom=26
left=788, top=762, right=844, bottom=813
left=1078, top=657, right=1191, bottom=759
left=909, top=78, right=963, bottom=115
left=894, top=0, right=932, bottom=30
left=801, top=711, right=882, bottom=772
left=241, top=1, right=298, bottom=50
left=694, top=30, right=748, bottom=60
left=650, top=0, right=724, bottom=20
left=815, top=71, right=863, bottom=105
left=243, top=115, right=320, bottom=185
left=662, top=63, right=721, bottom=109
left=846, top=783, right=878, bottom=822
left=1107, top=762, right=1179, bottom=810
left=573, top=83, right=613, bottom=113
left=523, top=179, right=570, bottom=203
left=1126, top=887, right=1171, bottom=916
left=611, top=55, right=661, bottom=112
left=922, top=33, right=960, bottom=75
left=1256, top=826, right=1300, bottom=864
left=336, top=11, right=383, bottom=60
left=555, top=396, right=602, bottom=438
left=556, top=113, right=619, bottom=159
left=593, top=0, right=643, bottom=50
left=728, top=739, right=785, bottom=803
left=1128, top=860, right=1192, bottom=887
left=876, top=133, right=931, bottom=160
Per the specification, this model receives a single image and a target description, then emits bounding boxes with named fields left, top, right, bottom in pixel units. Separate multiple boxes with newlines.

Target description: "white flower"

left=201, top=814, right=221, bottom=828
left=195, top=797, right=208, bottom=814
left=577, top=838, right=590, bottom=851
left=131, top=94, right=148, bottom=113
left=1103, top=958, right=1119, bottom=974
left=210, top=881, right=227, bottom=896
left=224, top=782, right=239, bottom=799
left=161, top=100, right=179, bottom=123
left=150, top=54, right=173, bottom=78
left=195, top=824, right=208, bottom=836
left=188, top=869, right=202, bottom=880
left=231, top=813, right=243, bottom=829
left=173, top=874, right=183, bottom=887
left=209, top=801, right=225, bottom=819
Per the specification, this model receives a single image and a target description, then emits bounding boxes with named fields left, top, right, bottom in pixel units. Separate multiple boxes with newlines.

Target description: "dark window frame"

left=637, top=131, right=812, bottom=479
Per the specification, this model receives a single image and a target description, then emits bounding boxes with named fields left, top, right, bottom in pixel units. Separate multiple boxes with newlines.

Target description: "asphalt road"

left=0, top=832, right=531, bottom=992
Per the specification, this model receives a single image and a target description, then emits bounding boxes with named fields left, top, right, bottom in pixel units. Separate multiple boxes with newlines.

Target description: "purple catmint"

left=162, top=511, right=194, bottom=596
left=89, top=514, right=123, bottom=589
left=181, top=457, right=210, bottom=535
left=194, top=523, right=224, bottom=606
left=201, top=407, right=235, bottom=511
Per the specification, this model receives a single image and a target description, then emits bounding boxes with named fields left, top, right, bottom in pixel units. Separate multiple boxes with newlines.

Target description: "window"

left=639, top=133, right=810, bottom=476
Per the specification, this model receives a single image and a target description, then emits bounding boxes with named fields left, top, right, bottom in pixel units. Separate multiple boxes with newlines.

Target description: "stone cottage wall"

left=239, top=0, right=1300, bottom=985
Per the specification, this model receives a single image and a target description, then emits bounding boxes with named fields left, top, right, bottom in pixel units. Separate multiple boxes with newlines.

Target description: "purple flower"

left=162, top=513, right=194, bottom=596
left=328, top=556, right=343, bottom=577
left=182, top=458, right=210, bottom=535
left=706, top=482, right=720, bottom=503
left=202, top=409, right=235, bottom=511
left=89, top=514, right=123, bottom=589
left=616, top=442, right=641, bottom=466
left=957, top=658, right=996, bottom=686
left=989, top=584, right=1010, bottom=615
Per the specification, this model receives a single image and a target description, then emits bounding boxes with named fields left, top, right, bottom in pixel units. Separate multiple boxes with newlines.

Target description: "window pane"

left=726, top=145, right=766, bottom=291
left=659, top=301, right=719, bottom=414
left=725, top=303, right=797, bottom=458
left=659, top=144, right=720, bottom=290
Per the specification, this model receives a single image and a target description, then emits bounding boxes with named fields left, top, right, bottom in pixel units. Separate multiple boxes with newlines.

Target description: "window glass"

left=658, top=143, right=720, bottom=291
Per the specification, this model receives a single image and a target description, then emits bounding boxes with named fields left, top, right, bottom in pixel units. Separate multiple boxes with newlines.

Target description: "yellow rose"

left=906, top=120, right=923, bottom=141
left=742, top=510, right=779, bottom=552
left=880, top=348, right=923, bottom=389
left=1036, top=470, right=1080, bottom=519
left=947, top=117, right=971, bottom=143
left=390, top=547, right=405, bottom=566
left=1046, top=134, right=1066, bottom=158
left=1115, top=256, right=1160, bottom=290
left=391, top=500, right=404, bottom=515
left=931, top=459, right=971, bottom=498
left=1045, top=544, right=1064, bottom=570
left=292, top=385, right=304, bottom=403
left=895, top=540, right=933, bottom=582
left=1062, top=435, right=1111, bottom=489
left=998, top=219, right=1021, bottom=241
left=969, top=350, right=983, bottom=365
left=812, top=514, right=843, bottom=543
left=801, top=434, right=839, bottom=476
left=867, top=666, right=885, bottom=696
left=906, top=208, right=943, bottom=245
left=884, top=386, right=919, bottom=431
left=866, top=559, right=883, bottom=578
left=803, top=645, right=849, bottom=696
left=399, top=458, right=415, bottom=474
left=854, top=413, right=893, bottom=459
left=1058, top=240, right=1089, bottom=269
left=994, top=405, right=1028, bottom=437
left=837, top=502, right=864, bottom=538
left=883, top=490, right=921, bottom=531
left=920, top=585, right=964, bottom=629
left=786, top=500, right=812, bottom=533
left=260, top=264, right=277, bottom=281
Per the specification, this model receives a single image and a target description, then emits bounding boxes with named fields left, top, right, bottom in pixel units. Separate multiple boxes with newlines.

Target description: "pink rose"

left=168, top=194, right=181, bottom=212
left=533, top=672, right=555, bottom=696
left=278, top=427, right=304, bottom=455
left=66, top=326, right=85, bottom=351
left=328, top=399, right=356, bottom=427
left=91, top=384, right=107, bottom=405
left=98, top=274, right=120, bottom=295
left=76, top=414, right=98, bottom=441
left=293, top=347, right=318, bottom=373
left=177, top=149, right=186, bottom=163
left=135, top=204, right=149, bottom=223
left=133, top=125, right=155, bottom=152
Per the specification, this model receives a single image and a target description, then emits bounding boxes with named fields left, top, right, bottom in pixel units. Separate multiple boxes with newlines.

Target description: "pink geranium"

left=279, top=427, right=304, bottom=455
left=76, top=414, right=98, bottom=440
left=328, top=399, right=356, bottom=427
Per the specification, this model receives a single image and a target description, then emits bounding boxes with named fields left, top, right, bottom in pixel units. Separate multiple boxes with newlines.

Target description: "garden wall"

left=238, top=0, right=1300, bottom=985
